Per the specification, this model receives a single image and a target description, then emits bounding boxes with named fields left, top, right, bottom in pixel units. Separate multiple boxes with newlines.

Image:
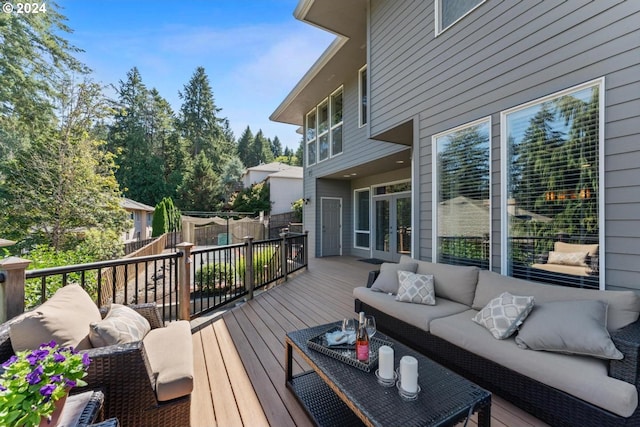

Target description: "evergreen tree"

left=247, top=130, right=274, bottom=167
left=237, top=126, right=254, bottom=166
left=108, top=68, right=166, bottom=206
left=438, top=126, right=490, bottom=203
left=0, top=2, right=87, bottom=145
left=220, top=156, right=245, bottom=196
left=270, top=136, right=283, bottom=158
left=294, top=138, right=304, bottom=166
left=178, top=66, right=234, bottom=171
left=177, top=152, right=223, bottom=211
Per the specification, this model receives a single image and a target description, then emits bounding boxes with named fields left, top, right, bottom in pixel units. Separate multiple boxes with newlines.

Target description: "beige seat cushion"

left=143, top=320, right=194, bottom=401
left=431, top=310, right=638, bottom=418
left=531, top=263, right=591, bottom=277
left=353, top=287, right=469, bottom=331
left=10, top=284, right=101, bottom=352
left=555, top=241, right=599, bottom=256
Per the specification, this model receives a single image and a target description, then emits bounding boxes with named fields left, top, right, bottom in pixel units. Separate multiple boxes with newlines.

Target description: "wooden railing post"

left=280, top=231, right=288, bottom=281
left=244, top=236, right=254, bottom=300
left=304, top=230, right=309, bottom=270
left=176, top=242, right=194, bottom=321
left=0, top=257, right=32, bottom=322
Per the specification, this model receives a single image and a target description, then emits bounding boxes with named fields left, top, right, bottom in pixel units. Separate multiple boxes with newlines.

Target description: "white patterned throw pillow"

left=473, top=292, right=535, bottom=339
left=395, top=271, right=436, bottom=305
left=89, top=304, right=151, bottom=347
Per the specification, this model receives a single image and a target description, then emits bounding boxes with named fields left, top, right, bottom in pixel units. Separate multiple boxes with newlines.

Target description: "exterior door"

left=372, top=195, right=411, bottom=261
left=321, top=198, right=342, bottom=256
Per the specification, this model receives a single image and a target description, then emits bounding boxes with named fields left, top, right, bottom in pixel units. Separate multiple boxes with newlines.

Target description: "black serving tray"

left=307, top=325, right=394, bottom=372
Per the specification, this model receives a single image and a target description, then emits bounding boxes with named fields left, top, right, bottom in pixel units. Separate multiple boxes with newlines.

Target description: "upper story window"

left=330, top=88, right=343, bottom=156
left=306, top=86, right=344, bottom=166
left=359, top=65, right=367, bottom=127
left=306, top=110, right=317, bottom=166
left=436, top=0, right=485, bottom=35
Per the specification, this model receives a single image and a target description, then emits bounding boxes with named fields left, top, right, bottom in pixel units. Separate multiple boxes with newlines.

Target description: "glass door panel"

left=375, top=199, right=390, bottom=253
left=396, top=196, right=411, bottom=255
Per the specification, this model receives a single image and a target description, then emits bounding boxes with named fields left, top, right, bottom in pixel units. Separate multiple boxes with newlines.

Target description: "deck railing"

left=0, top=232, right=308, bottom=323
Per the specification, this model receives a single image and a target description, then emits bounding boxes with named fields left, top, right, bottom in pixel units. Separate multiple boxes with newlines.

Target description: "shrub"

left=194, top=262, right=235, bottom=295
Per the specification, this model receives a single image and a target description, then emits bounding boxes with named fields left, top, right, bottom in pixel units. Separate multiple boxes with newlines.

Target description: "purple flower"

left=26, top=365, right=44, bottom=385
left=65, top=379, right=76, bottom=389
left=50, top=374, right=62, bottom=383
left=53, top=353, right=66, bottom=363
left=26, top=349, right=49, bottom=365
left=2, top=355, right=18, bottom=368
left=82, top=353, right=90, bottom=367
left=40, top=340, right=56, bottom=349
left=0, top=384, right=6, bottom=392
left=39, top=383, right=56, bottom=397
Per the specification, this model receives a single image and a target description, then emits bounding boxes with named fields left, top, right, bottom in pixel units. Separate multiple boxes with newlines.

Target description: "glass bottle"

left=356, top=311, right=370, bottom=363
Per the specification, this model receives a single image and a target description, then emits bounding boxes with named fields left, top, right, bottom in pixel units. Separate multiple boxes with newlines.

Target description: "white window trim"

left=358, top=65, right=367, bottom=128
left=305, top=108, right=317, bottom=167
left=431, top=117, right=492, bottom=268
left=330, top=86, right=344, bottom=159
left=499, top=77, right=605, bottom=289
left=434, top=0, right=486, bottom=37
left=354, top=187, right=371, bottom=250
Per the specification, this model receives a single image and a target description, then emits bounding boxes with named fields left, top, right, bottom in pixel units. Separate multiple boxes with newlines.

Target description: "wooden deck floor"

left=190, top=256, right=549, bottom=427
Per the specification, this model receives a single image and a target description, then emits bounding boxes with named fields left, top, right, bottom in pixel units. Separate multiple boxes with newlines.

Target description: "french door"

left=372, top=194, right=411, bottom=261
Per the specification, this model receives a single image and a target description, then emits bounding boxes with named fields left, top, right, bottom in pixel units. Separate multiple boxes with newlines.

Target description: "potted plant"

left=0, top=341, right=91, bottom=427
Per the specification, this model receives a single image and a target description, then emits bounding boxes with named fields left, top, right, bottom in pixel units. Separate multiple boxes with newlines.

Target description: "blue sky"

left=57, top=0, right=335, bottom=150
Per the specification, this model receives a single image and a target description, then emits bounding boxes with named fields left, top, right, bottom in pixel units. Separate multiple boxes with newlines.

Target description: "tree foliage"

left=0, top=79, right=129, bottom=251
left=230, top=182, right=271, bottom=215
left=177, top=152, right=223, bottom=211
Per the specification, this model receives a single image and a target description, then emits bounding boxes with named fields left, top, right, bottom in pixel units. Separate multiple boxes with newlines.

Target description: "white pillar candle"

left=378, top=346, right=394, bottom=379
left=400, top=355, right=418, bottom=393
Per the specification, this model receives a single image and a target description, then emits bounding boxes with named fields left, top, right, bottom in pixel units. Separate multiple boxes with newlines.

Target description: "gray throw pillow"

left=89, top=304, right=151, bottom=348
left=473, top=292, right=535, bottom=339
left=515, top=300, right=623, bottom=360
left=396, top=271, right=436, bottom=305
left=370, top=262, right=418, bottom=294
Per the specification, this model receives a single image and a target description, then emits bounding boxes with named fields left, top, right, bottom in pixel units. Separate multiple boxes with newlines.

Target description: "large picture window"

left=354, top=189, right=370, bottom=249
left=435, top=0, right=485, bottom=35
left=434, top=118, right=491, bottom=269
left=502, top=79, right=602, bottom=289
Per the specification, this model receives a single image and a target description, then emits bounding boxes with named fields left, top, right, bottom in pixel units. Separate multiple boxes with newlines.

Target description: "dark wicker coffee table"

left=286, top=322, right=491, bottom=427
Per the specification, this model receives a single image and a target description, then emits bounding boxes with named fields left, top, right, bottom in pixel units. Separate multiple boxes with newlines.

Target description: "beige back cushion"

left=10, top=284, right=101, bottom=352
left=472, top=270, right=640, bottom=331
left=554, top=242, right=599, bottom=257
left=399, top=255, right=479, bottom=306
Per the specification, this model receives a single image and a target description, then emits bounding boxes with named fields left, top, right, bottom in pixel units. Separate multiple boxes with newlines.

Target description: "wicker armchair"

left=0, top=303, right=192, bottom=427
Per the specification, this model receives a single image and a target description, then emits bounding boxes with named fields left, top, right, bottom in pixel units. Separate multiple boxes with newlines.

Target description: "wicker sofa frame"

left=355, top=270, right=640, bottom=427
left=0, top=303, right=190, bottom=427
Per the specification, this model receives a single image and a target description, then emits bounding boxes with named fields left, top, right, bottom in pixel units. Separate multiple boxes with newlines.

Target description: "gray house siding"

left=367, top=0, right=640, bottom=291
left=304, top=56, right=411, bottom=258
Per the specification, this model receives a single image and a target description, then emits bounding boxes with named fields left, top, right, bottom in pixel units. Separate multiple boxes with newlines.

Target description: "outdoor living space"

left=191, top=255, right=548, bottom=427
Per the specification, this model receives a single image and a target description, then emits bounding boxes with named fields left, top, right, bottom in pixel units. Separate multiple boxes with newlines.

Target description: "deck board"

left=190, top=256, right=550, bottom=427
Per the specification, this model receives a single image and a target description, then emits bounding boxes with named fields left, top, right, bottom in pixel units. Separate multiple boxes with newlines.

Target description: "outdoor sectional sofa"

left=354, top=255, right=640, bottom=427
left=0, top=284, right=194, bottom=427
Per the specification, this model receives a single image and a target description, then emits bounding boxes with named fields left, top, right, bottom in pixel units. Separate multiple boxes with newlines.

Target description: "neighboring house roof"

left=267, top=167, right=303, bottom=179
left=439, top=196, right=551, bottom=237
left=121, top=198, right=155, bottom=212
left=245, top=162, right=295, bottom=173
